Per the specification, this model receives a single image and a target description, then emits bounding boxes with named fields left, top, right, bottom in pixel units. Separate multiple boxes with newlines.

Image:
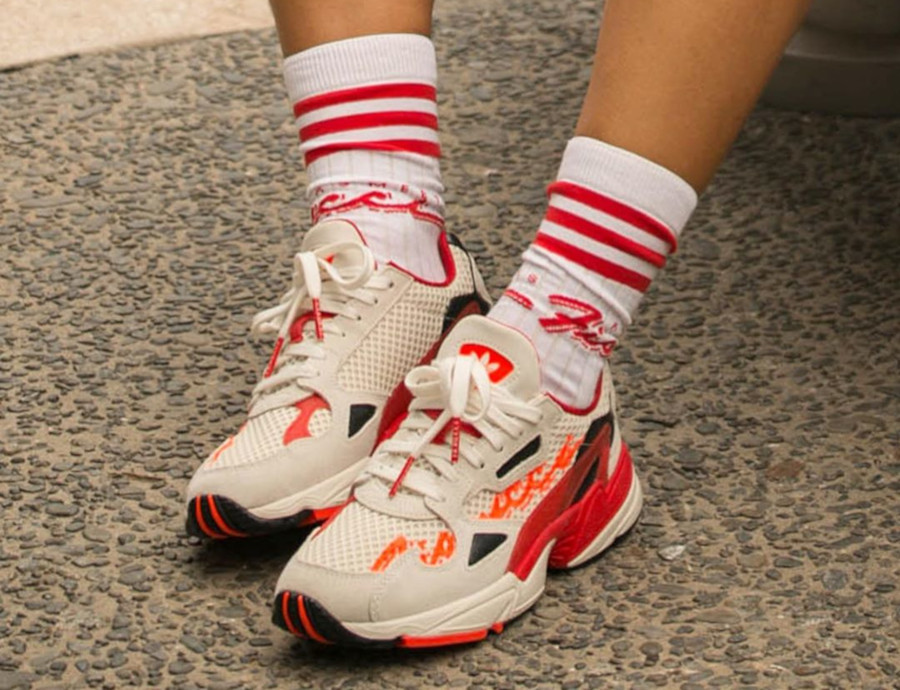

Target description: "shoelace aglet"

left=263, top=337, right=284, bottom=378
left=311, top=298, right=325, bottom=341
left=388, top=455, right=416, bottom=497
left=450, top=417, right=461, bottom=464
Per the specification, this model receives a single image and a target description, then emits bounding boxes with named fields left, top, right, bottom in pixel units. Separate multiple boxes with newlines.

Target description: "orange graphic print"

left=479, top=435, right=582, bottom=520
left=371, top=530, right=456, bottom=572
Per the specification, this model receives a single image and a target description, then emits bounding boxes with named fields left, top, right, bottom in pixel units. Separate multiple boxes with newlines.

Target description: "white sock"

left=283, top=34, right=447, bottom=282
left=490, top=137, right=698, bottom=410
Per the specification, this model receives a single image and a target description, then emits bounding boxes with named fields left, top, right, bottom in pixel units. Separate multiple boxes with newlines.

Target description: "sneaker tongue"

left=436, top=315, right=541, bottom=399
left=299, top=219, right=375, bottom=277
left=301, top=219, right=367, bottom=253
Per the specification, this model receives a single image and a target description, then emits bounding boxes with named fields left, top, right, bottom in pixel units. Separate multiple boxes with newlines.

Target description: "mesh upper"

left=302, top=412, right=592, bottom=574
left=307, top=408, right=332, bottom=438
left=338, top=260, right=474, bottom=394
left=301, top=501, right=447, bottom=574
left=464, top=490, right=497, bottom=520
left=463, top=413, right=587, bottom=521
left=206, top=407, right=295, bottom=470
left=202, top=247, right=475, bottom=472
left=206, top=403, right=332, bottom=470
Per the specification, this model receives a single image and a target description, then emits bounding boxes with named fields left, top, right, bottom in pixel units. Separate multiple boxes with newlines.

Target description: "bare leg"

left=489, top=0, right=812, bottom=408
left=270, top=0, right=434, bottom=55
left=577, top=0, right=812, bottom=192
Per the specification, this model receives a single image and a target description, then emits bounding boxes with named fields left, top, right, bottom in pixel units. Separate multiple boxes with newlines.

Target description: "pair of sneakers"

left=185, top=219, right=643, bottom=647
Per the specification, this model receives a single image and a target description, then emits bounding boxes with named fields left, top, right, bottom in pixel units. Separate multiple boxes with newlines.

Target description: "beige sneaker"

left=185, top=220, right=490, bottom=538
left=272, top=316, right=643, bottom=647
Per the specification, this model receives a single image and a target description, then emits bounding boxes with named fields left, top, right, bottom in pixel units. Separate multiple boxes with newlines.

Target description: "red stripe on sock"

left=300, top=111, right=438, bottom=142
left=304, top=139, right=441, bottom=166
left=548, top=180, right=678, bottom=252
left=534, top=233, right=651, bottom=292
left=294, top=83, right=437, bottom=118
left=544, top=206, right=667, bottom=269
left=503, top=289, right=534, bottom=309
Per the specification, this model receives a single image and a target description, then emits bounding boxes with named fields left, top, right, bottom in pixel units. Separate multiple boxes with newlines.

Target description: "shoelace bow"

left=365, top=354, right=543, bottom=501
left=249, top=241, right=391, bottom=404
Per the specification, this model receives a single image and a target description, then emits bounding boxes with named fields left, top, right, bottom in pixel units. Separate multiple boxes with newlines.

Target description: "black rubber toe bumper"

left=272, top=591, right=394, bottom=648
left=185, top=494, right=327, bottom=539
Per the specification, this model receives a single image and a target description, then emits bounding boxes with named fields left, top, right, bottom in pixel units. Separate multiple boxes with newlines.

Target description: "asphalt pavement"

left=1, top=0, right=899, bottom=688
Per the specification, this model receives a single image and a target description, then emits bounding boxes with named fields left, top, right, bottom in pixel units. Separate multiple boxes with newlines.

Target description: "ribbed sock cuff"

left=283, top=33, right=437, bottom=103
left=558, top=137, right=698, bottom=237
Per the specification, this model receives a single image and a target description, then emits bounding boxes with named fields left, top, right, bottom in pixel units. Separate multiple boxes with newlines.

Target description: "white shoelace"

left=249, top=241, right=392, bottom=407
left=364, top=354, right=543, bottom=502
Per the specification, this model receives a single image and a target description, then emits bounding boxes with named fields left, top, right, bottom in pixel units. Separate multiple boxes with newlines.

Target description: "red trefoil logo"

left=459, top=343, right=514, bottom=382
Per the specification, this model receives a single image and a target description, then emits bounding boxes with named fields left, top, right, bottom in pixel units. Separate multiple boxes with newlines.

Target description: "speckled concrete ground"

left=2, top=1, right=899, bottom=688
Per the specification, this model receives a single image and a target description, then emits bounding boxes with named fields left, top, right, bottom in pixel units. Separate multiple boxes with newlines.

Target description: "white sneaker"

left=272, top=315, right=643, bottom=646
left=185, top=220, right=490, bottom=538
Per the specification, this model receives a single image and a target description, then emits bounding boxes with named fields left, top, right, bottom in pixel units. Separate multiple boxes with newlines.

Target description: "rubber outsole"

left=185, top=494, right=336, bottom=539
left=272, top=591, right=505, bottom=649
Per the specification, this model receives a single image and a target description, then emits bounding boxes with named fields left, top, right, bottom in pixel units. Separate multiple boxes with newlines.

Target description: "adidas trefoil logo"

left=459, top=343, right=514, bottom=382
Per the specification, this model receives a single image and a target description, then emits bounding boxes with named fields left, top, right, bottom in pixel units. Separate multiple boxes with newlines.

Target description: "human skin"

left=269, top=0, right=433, bottom=56
left=269, top=0, right=812, bottom=192
left=576, top=0, right=813, bottom=192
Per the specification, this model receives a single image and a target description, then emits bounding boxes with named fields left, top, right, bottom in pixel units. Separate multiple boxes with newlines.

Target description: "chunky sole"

left=186, top=494, right=338, bottom=539
left=185, top=454, right=371, bottom=539
left=272, top=448, right=642, bottom=646
left=272, top=552, right=545, bottom=648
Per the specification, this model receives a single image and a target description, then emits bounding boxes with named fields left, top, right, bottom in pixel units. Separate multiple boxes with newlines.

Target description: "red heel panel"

left=506, top=438, right=600, bottom=580
left=548, top=446, right=634, bottom=569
